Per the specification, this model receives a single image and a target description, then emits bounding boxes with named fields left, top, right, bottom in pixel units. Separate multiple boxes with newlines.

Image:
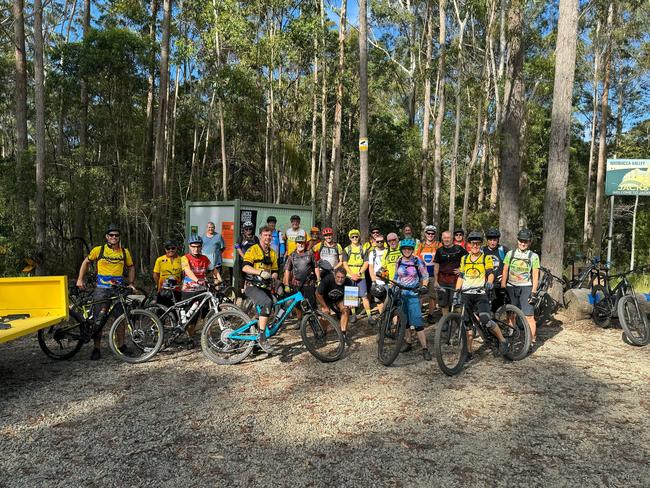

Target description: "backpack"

left=396, top=256, right=423, bottom=280
left=505, top=249, right=533, bottom=270
left=97, top=244, right=127, bottom=265
left=344, top=245, right=364, bottom=268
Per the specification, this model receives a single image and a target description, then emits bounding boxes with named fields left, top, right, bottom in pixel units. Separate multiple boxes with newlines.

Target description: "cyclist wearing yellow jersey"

left=242, top=226, right=279, bottom=353
left=343, top=229, right=374, bottom=324
left=381, top=232, right=402, bottom=284
left=285, top=214, right=309, bottom=257
left=152, top=239, right=182, bottom=305
left=76, top=224, right=135, bottom=360
left=455, top=231, right=507, bottom=358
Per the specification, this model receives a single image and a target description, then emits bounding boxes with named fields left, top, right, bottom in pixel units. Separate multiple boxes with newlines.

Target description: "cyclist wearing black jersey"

left=482, top=228, right=509, bottom=312
left=433, top=231, right=468, bottom=315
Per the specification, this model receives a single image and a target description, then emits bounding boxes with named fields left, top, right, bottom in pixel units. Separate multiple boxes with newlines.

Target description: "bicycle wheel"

left=377, top=308, right=406, bottom=366
left=300, top=311, right=345, bottom=362
left=220, top=286, right=237, bottom=303
left=201, top=309, right=256, bottom=365
left=37, top=310, right=85, bottom=360
left=434, top=313, right=467, bottom=376
left=108, top=309, right=164, bottom=363
left=494, top=304, right=531, bottom=361
left=617, top=295, right=650, bottom=346
left=591, top=285, right=612, bottom=328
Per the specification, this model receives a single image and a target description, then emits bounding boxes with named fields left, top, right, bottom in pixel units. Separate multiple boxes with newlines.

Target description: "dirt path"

left=1, top=315, right=649, bottom=487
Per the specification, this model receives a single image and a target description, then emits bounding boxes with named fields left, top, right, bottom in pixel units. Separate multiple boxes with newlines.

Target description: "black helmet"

left=163, top=239, right=176, bottom=248
left=267, top=216, right=277, bottom=223
left=517, top=228, right=533, bottom=241
left=485, top=228, right=501, bottom=239
left=318, top=259, right=333, bottom=272
left=290, top=214, right=300, bottom=221
left=327, top=289, right=344, bottom=302
left=370, top=283, right=387, bottom=301
left=467, top=231, right=483, bottom=242
left=242, top=220, right=254, bottom=230
left=453, top=228, right=464, bottom=235
left=106, top=223, right=120, bottom=234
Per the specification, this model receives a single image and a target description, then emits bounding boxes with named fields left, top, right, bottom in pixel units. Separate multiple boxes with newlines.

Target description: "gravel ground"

left=1, top=313, right=649, bottom=488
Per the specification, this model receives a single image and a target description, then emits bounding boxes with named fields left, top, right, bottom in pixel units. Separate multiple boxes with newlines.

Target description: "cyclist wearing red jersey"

left=416, top=224, right=441, bottom=323
left=180, top=235, right=216, bottom=343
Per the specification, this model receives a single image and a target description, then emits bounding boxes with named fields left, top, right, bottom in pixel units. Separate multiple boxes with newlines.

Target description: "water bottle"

left=180, top=309, right=188, bottom=325
left=276, top=307, right=285, bottom=320
left=187, top=301, right=200, bottom=319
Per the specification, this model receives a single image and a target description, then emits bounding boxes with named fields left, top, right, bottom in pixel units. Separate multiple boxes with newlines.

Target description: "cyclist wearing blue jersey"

left=266, top=216, right=286, bottom=265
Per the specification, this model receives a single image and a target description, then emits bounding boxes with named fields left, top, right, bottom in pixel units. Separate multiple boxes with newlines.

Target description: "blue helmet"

left=399, top=238, right=416, bottom=249
left=187, top=234, right=203, bottom=245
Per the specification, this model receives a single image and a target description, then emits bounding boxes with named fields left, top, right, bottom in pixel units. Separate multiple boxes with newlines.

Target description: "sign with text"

left=606, top=159, right=650, bottom=196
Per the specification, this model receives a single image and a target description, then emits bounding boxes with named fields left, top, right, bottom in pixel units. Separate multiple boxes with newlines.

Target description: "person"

left=433, top=231, right=468, bottom=315
left=394, top=238, right=432, bottom=361
left=381, top=232, right=402, bottom=284
left=202, top=222, right=225, bottom=278
left=266, top=216, right=285, bottom=266
left=313, top=227, right=343, bottom=278
left=367, top=234, right=387, bottom=313
left=283, top=235, right=319, bottom=317
left=285, top=214, right=309, bottom=258
left=76, top=224, right=135, bottom=360
left=482, top=228, right=509, bottom=312
left=316, top=267, right=353, bottom=344
left=402, top=223, right=421, bottom=248
left=501, top=228, right=540, bottom=349
left=180, top=235, right=218, bottom=344
left=242, top=225, right=280, bottom=354
left=307, top=227, right=321, bottom=255
left=343, top=229, right=374, bottom=324
left=456, top=231, right=508, bottom=359
left=416, top=225, right=442, bottom=323
left=235, top=221, right=260, bottom=292
left=453, top=229, right=471, bottom=252
left=363, top=226, right=382, bottom=252
left=152, top=239, right=182, bottom=306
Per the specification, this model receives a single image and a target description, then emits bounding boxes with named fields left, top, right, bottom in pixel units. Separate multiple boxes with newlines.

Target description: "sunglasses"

left=388, top=238, right=398, bottom=242
left=375, top=241, right=385, bottom=245
left=469, top=241, right=481, bottom=245
left=165, top=246, right=176, bottom=251
left=107, top=233, right=120, bottom=238
left=454, top=233, right=464, bottom=236
left=350, top=235, right=360, bottom=239
left=426, top=231, right=436, bottom=235
left=371, top=230, right=380, bottom=234
left=189, top=244, right=202, bottom=248
left=323, top=234, right=333, bottom=237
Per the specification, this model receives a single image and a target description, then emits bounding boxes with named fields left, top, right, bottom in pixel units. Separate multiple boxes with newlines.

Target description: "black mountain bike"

left=376, top=280, right=427, bottom=366
left=434, top=287, right=531, bottom=376
left=533, top=267, right=567, bottom=322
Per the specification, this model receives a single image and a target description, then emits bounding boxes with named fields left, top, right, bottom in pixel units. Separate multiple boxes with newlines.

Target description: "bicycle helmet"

left=243, top=220, right=254, bottom=230
left=467, top=231, right=483, bottom=242
left=311, top=226, right=320, bottom=233
left=485, top=228, right=501, bottom=239
left=348, top=229, right=360, bottom=238
left=187, top=234, right=203, bottom=245
left=424, top=225, right=437, bottom=233
left=517, top=228, right=533, bottom=241
left=163, top=239, right=176, bottom=249
left=400, top=238, right=416, bottom=249
left=322, top=227, right=334, bottom=236
left=290, top=214, right=300, bottom=221
left=328, top=289, right=344, bottom=302
left=454, top=228, right=465, bottom=235
left=295, top=234, right=307, bottom=243
left=318, top=259, right=333, bottom=272
left=370, top=283, right=387, bottom=301
left=106, top=223, right=120, bottom=234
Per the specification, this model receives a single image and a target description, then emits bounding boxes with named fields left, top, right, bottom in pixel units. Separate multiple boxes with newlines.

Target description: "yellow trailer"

left=0, top=276, right=69, bottom=344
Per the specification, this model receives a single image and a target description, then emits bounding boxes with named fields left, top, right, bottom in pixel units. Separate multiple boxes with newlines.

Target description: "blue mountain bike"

left=201, top=283, right=345, bottom=364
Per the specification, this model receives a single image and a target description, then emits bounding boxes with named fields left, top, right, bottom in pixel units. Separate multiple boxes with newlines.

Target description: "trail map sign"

left=606, top=159, right=650, bottom=196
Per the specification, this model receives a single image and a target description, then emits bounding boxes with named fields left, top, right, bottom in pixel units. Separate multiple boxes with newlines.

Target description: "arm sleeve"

left=180, top=256, right=189, bottom=269
left=418, top=259, right=429, bottom=280
left=271, top=252, right=279, bottom=271
left=532, top=253, right=541, bottom=269
left=503, top=251, right=512, bottom=266
left=243, top=247, right=256, bottom=268
left=153, top=257, right=161, bottom=273
left=87, top=246, right=100, bottom=261
left=485, top=256, right=495, bottom=276
left=342, top=248, right=350, bottom=262
left=125, top=249, right=134, bottom=267
left=285, top=255, right=294, bottom=272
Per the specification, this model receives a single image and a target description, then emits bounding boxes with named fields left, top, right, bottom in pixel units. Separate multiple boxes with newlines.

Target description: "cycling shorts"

left=507, top=285, right=534, bottom=316
left=245, top=286, right=274, bottom=317
left=401, top=293, right=424, bottom=331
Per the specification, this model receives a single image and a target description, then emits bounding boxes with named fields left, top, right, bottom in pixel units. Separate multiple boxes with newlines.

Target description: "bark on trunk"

left=13, top=0, right=28, bottom=213
left=583, top=19, right=600, bottom=245
left=34, top=0, right=47, bottom=274
left=358, top=0, right=369, bottom=239
left=420, top=2, right=434, bottom=230
left=432, top=0, right=447, bottom=226
left=318, top=0, right=328, bottom=223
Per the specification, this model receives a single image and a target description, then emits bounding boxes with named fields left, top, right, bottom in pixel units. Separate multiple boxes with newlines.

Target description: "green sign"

left=606, top=159, right=650, bottom=196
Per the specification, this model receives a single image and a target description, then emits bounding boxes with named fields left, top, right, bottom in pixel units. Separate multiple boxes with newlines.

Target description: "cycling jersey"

left=367, top=247, right=387, bottom=279
left=181, top=253, right=211, bottom=291
left=394, top=256, right=428, bottom=290
left=285, top=251, right=317, bottom=285
left=434, top=245, right=468, bottom=286
left=381, top=247, right=402, bottom=281
left=503, top=249, right=540, bottom=286
left=307, top=238, right=321, bottom=257
left=454, top=239, right=472, bottom=252
left=235, top=235, right=260, bottom=255
left=269, top=230, right=285, bottom=257
left=313, top=242, right=343, bottom=268
left=87, top=245, right=134, bottom=288
left=459, top=252, right=494, bottom=291
left=317, top=273, right=353, bottom=306
left=416, top=240, right=441, bottom=275
left=343, top=244, right=367, bottom=275
left=243, top=244, right=279, bottom=272
left=153, top=254, right=182, bottom=289
left=482, top=244, right=509, bottom=282
left=285, top=228, right=309, bottom=255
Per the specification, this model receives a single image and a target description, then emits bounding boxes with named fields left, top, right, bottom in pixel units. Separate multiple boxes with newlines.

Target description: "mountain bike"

left=201, top=281, right=345, bottom=365
left=533, top=267, right=567, bottom=322
left=590, top=268, right=650, bottom=345
left=434, top=287, right=531, bottom=376
left=38, top=284, right=159, bottom=360
left=376, top=280, right=427, bottom=366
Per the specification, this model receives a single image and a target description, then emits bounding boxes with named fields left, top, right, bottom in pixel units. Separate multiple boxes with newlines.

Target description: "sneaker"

left=90, top=348, right=101, bottom=361
left=367, top=315, right=377, bottom=327
left=495, top=340, right=509, bottom=357
left=257, top=332, right=275, bottom=354
left=400, top=342, right=413, bottom=353
left=427, top=314, right=436, bottom=324
left=342, top=333, right=352, bottom=346
left=350, top=314, right=358, bottom=324
left=422, top=348, right=433, bottom=361
left=466, top=351, right=475, bottom=362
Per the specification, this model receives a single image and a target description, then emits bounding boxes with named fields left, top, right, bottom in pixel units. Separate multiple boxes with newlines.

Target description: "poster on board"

left=606, top=159, right=650, bottom=196
left=187, top=205, right=236, bottom=267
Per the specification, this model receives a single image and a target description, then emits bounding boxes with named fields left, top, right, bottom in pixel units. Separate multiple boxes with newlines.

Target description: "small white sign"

left=344, top=286, right=360, bottom=307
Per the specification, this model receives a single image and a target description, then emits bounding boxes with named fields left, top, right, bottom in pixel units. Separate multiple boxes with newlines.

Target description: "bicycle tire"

left=300, top=311, right=345, bottom=362
left=433, top=312, right=467, bottom=376
left=201, top=309, right=256, bottom=365
left=220, top=286, right=237, bottom=303
left=617, top=295, right=650, bottom=346
left=591, top=285, right=612, bottom=328
left=37, top=309, right=85, bottom=360
left=377, top=308, right=406, bottom=366
left=108, top=309, right=164, bottom=363
left=494, top=304, right=531, bottom=361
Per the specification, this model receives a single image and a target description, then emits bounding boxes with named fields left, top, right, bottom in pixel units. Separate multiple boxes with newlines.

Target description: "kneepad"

left=478, top=312, right=492, bottom=326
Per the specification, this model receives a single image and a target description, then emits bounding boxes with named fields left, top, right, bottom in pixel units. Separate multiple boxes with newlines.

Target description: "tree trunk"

left=310, top=42, right=319, bottom=217
left=34, top=0, right=47, bottom=274
left=583, top=19, right=600, bottom=245
left=13, top=0, right=28, bottom=213
left=541, top=0, right=579, bottom=302
left=432, top=0, right=447, bottom=226
left=326, top=0, right=346, bottom=230
left=151, top=0, right=171, bottom=260
left=593, top=2, right=614, bottom=256
left=144, top=0, right=158, bottom=163
left=498, top=0, right=524, bottom=248
left=318, top=0, right=328, bottom=223
left=358, top=0, right=369, bottom=239
left=420, top=1, right=434, bottom=230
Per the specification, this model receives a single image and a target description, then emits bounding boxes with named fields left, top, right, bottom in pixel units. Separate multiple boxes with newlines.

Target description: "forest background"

left=0, top=0, right=649, bottom=291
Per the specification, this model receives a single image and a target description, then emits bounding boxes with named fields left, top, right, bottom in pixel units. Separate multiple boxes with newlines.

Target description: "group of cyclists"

left=75, top=215, right=542, bottom=362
